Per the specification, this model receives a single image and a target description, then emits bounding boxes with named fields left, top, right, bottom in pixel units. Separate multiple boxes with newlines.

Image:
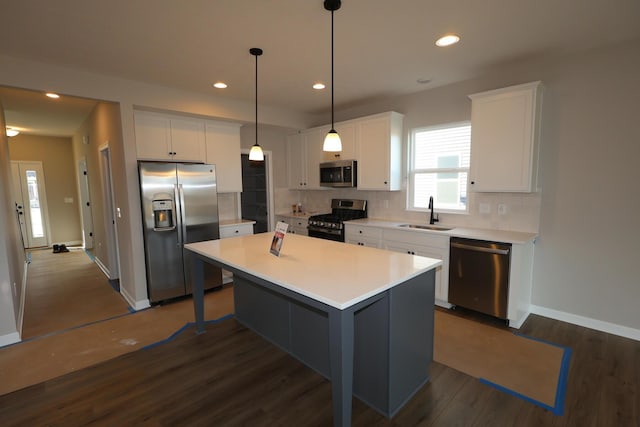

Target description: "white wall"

left=0, top=101, right=25, bottom=345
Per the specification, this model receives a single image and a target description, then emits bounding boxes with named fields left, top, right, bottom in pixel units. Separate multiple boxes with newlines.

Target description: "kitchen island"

left=185, top=233, right=441, bottom=426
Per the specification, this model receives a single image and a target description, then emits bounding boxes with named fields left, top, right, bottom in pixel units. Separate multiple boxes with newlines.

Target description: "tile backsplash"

left=277, top=188, right=541, bottom=234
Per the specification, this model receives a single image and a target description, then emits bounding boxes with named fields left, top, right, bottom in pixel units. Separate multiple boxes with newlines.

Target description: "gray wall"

left=331, top=38, right=640, bottom=333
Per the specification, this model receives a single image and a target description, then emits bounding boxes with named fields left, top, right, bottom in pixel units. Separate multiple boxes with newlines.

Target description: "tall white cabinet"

left=468, top=81, right=543, bottom=193
left=204, top=122, right=242, bottom=193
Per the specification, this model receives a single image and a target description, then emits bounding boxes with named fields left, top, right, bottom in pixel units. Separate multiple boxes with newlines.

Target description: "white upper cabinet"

left=356, top=111, right=404, bottom=191
left=303, top=127, right=327, bottom=189
left=286, top=129, right=327, bottom=190
left=134, top=111, right=206, bottom=162
left=204, top=121, right=243, bottom=193
left=322, top=122, right=356, bottom=162
left=286, top=111, right=403, bottom=191
left=468, top=81, right=543, bottom=192
left=287, top=133, right=307, bottom=189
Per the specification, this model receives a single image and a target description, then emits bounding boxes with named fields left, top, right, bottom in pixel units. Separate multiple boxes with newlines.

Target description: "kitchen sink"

left=397, top=224, right=453, bottom=231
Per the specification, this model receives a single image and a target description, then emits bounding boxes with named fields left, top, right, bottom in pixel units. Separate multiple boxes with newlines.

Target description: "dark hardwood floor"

left=1, top=312, right=638, bottom=426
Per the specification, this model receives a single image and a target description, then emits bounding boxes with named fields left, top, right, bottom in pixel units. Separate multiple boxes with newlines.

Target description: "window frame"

left=407, top=121, right=471, bottom=214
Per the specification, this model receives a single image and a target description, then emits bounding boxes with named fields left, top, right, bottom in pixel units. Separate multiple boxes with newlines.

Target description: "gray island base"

left=185, top=233, right=439, bottom=426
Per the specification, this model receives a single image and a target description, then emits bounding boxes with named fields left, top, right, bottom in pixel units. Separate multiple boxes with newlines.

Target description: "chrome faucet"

left=428, top=196, right=439, bottom=225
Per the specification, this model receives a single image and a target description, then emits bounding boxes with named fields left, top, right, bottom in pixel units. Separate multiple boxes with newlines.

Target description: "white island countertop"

left=185, top=233, right=441, bottom=310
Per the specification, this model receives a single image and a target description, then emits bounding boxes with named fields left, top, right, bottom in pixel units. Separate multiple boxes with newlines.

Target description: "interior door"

left=11, top=161, right=50, bottom=248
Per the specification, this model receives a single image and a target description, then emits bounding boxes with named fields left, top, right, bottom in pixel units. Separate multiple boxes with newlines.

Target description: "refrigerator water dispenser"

left=152, top=198, right=174, bottom=230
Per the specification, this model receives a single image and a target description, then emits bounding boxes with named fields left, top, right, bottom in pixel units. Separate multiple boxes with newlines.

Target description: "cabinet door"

left=134, top=111, right=172, bottom=160
left=205, top=122, right=242, bottom=193
left=170, top=118, right=206, bottom=162
left=384, top=241, right=446, bottom=302
left=469, top=81, right=541, bottom=192
left=220, top=223, right=253, bottom=238
left=356, top=113, right=402, bottom=191
left=287, top=133, right=307, bottom=189
left=304, top=128, right=327, bottom=189
left=322, top=122, right=356, bottom=162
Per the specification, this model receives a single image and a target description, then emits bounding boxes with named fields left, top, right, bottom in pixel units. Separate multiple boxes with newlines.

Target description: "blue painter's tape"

left=479, top=332, right=572, bottom=416
left=141, top=313, right=234, bottom=351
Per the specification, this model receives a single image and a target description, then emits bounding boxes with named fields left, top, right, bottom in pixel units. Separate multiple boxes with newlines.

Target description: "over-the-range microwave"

left=320, top=160, right=357, bottom=188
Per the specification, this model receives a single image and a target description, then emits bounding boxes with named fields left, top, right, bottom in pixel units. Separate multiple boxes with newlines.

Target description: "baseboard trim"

left=120, top=286, right=150, bottom=311
left=93, top=256, right=112, bottom=280
left=530, top=304, right=640, bottom=342
left=17, top=259, right=29, bottom=338
left=0, top=332, right=21, bottom=348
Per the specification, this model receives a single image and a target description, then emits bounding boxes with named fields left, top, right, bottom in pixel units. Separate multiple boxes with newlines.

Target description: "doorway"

left=99, top=144, right=120, bottom=280
left=10, top=160, right=51, bottom=248
left=240, top=151, right=273, bottom=233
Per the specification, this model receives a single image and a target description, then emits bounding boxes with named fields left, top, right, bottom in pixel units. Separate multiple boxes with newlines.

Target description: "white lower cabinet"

left=275, top=215, right=309, bottom=236
left=345, top=224, right=450, bottom=306
left=219, top=221, right=254, bottom=283
left=382, top=229, right=450, bottom=307
left=344, top=224, right=382, bottom=248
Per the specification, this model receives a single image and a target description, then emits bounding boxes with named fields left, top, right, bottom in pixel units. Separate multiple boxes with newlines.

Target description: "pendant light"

left=249, top=47, right=265, bottom=161
left=323, top=0, right=342, bottom=152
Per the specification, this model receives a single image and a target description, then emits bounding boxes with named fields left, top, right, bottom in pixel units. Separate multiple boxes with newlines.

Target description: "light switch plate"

left=498, top=203, right=507, bottom=215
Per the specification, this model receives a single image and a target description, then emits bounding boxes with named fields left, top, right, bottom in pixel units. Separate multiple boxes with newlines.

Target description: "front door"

left=11, top=161, right=50, bottom=248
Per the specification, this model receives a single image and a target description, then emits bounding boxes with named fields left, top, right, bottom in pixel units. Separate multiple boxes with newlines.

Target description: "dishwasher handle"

left=451, top=241, right=510, bottom=255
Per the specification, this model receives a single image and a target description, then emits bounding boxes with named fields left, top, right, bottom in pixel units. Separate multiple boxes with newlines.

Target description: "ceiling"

left=1, top=0, right=640, bottom=136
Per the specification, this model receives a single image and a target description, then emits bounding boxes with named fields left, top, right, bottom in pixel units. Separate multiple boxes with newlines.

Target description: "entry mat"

left=434, top=310, right=571, bottom=415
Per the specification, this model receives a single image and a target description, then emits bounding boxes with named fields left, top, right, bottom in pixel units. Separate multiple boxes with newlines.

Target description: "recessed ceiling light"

left=313, top=83, right=326, bottom=90
left=212, top=82, right=227, bottom=89
left=417, top=78, right=432, bottom=84
left=435, top=34, right=460, bottom=47
left=45, top=92, right=60, bottom=99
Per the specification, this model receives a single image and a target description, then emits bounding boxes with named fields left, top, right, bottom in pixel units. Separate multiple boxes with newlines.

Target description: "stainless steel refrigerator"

left=138, top=162, right=222, bottom=303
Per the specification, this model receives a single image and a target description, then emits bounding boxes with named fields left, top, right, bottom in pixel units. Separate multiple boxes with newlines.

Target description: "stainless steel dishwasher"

left=448, top=237, right=512, bottom=319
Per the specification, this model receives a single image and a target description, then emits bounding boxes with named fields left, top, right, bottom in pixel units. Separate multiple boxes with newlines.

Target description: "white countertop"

left=346, top=218, right=537, bottom=244
left=185, top=233, right=441, bottom=310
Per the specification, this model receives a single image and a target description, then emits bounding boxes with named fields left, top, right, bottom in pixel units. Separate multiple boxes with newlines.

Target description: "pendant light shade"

left=249, top=47, right=264, bottom=161
left=323, top=0, right=342, bottom=152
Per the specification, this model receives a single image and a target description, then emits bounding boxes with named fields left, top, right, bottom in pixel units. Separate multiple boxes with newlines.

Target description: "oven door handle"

left=307, top=225, right=342, bottom=235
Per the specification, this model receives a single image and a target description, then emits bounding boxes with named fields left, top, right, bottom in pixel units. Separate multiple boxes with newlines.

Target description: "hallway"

left=22, top=248, right=131, bottom=339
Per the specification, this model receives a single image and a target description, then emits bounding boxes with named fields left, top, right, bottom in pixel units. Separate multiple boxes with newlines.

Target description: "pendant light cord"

left=331, top=8, right=335, bottom=129
left=255, top=52, right=258, bottom=147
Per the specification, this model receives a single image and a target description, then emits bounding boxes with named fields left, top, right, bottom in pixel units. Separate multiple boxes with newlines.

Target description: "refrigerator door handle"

left=174, top=184, right=183, bottom=246
left=177, top=183, right=187, bottom=245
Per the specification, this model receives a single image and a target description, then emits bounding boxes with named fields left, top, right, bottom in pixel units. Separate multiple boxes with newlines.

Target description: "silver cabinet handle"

left=451, top=242, right=510, bottom=255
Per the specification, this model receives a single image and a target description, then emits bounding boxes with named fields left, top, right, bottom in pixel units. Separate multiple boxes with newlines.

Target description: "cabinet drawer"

left=220, top=224, right=253, bottom=239
left=383, top=229, right=449, bottom=249
left=345, top=225, right=382, bottom=240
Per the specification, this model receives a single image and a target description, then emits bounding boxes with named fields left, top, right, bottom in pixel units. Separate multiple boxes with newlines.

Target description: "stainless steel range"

left=307, top=199, right=367, bottom=242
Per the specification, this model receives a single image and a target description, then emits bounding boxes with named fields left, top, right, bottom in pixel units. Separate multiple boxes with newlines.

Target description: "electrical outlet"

left=479, top=203, right=490, bottom=214
left=498, top=203, right=507, bottom=215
